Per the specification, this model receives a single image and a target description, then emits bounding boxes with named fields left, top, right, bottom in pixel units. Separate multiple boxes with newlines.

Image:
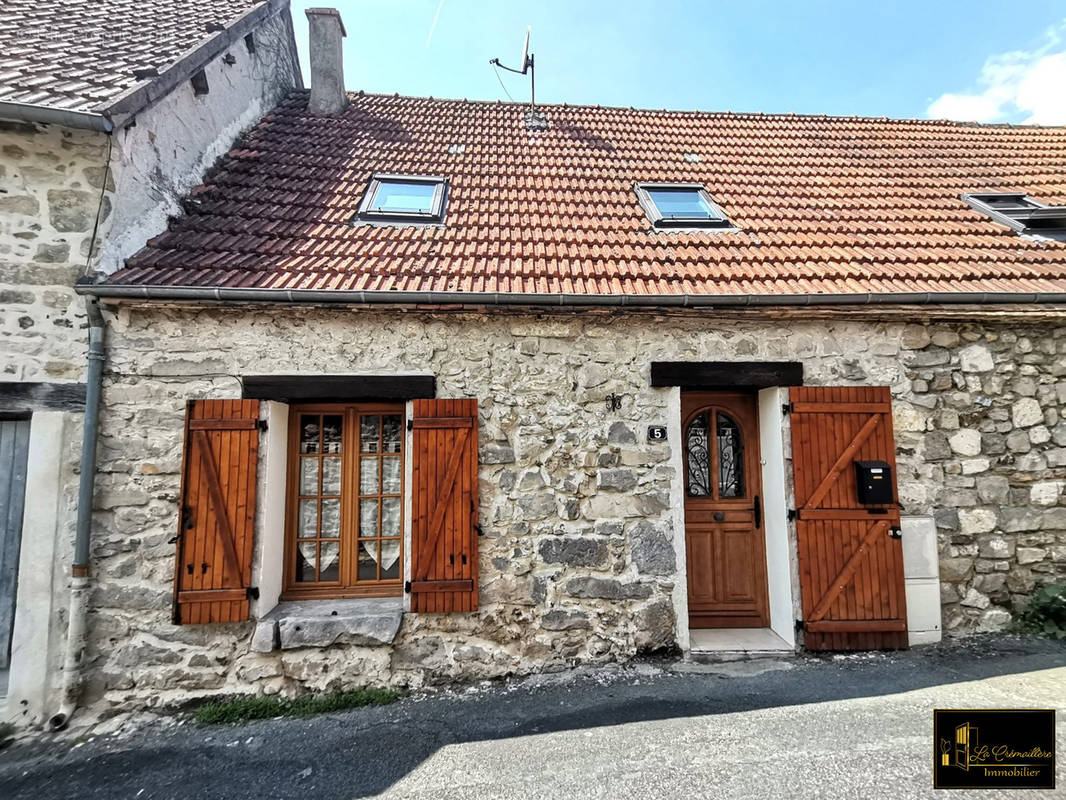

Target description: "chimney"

left=305, top=8, right=348, bottom=114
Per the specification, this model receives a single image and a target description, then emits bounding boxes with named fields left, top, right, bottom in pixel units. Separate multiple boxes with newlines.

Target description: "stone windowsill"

left=250, top=597, right=403, bottom=653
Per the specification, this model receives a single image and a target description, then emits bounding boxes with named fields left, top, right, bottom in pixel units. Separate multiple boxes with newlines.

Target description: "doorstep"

left=687, top=628, right=796, bottom=662
left=251, top=597, right=403, bottom=653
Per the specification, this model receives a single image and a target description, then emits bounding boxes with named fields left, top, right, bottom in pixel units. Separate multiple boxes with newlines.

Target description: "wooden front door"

left=682, top=392, right=768, bottom=628
left=789, top=386, right=908, bottom=650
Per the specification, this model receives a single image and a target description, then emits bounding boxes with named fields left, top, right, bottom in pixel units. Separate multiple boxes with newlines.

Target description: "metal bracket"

left=246, top=586, right=260, bottom=600
left=787, top=509, right=797, bottom=522
left=404, top=580, right=412, bottom=593
left=256, top=419, right=268, bottom=432
left=782, top=403, right=794, bottom=415
left=407, top=419, right=414, bottom=431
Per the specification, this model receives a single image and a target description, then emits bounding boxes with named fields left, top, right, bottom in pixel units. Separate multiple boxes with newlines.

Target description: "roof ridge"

left=330, top=88, right=1066, bottom=131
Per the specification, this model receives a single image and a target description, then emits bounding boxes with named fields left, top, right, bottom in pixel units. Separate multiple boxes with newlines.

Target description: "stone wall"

left=76, top=305, right=1065, bottom=721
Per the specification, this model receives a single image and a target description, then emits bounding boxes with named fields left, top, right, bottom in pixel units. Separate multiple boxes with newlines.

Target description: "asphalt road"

left=1, top=635, right=1064, bottom=800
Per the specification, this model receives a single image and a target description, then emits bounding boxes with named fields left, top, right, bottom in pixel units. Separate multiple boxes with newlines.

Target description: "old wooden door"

left=790, top=386, right=908, bottom=650
left=0, top=418, right=31, bottom=669
left=682, top=392, right=768, bottom=628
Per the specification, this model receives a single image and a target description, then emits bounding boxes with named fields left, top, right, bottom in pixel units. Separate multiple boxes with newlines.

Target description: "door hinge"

left=782, top=402, right=794, bottom=415
left=246, top=586, right=260, bottom=600
left=404, top=580, right=412, bottom=593
left=787, top=508, right=797, bottom=522
left=256, top=419, right=268, bottom=432
left=795, top=618, right=805, bottom=632
left=407, top=419, right=414, bottom=431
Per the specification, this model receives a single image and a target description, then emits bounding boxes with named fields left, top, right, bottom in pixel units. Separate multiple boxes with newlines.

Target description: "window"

left=285, top=404, right=404, bottom=598
left=355, top=174, right=448, bottom=224
left=636, top=183, right=734, bottom=229
left=685, top=409, right=745, bottom=498
left=963, top=193, right=1066, bottom=233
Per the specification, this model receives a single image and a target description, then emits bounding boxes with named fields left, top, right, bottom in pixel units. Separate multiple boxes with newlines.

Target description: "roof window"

left=355, top=174, right=448, bottom=224
left=636, top=183, right=734, bottom=230
left=963, top=193, right=1066, bottom=233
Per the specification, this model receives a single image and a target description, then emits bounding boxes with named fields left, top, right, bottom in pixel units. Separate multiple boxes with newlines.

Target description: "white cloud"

left=927, top=21, right=1066, bottom=125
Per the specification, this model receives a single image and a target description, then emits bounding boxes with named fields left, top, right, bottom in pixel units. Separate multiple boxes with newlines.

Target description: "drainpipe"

left=48, top=297, right=106, bottom=732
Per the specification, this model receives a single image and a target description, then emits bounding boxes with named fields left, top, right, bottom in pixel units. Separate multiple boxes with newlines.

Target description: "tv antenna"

left=490, top=25, right=535, bottom=110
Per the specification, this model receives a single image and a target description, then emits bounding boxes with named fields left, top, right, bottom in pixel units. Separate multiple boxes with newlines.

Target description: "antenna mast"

left=489, top=25, right=535, bottom=110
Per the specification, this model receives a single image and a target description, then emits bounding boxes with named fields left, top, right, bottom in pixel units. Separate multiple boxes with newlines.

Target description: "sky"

left=291, top=1, right=1066, bottom=124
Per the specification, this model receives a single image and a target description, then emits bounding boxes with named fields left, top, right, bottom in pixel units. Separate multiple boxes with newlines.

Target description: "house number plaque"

left=647, top=426, right=667, bottom=442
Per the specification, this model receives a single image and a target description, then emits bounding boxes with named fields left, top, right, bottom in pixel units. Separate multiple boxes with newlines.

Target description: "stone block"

left=976, top=475, right=1010, bottom=505
left=538, top=537, right=609, bottom=568
left=977, top=535, right=1014, bottom=559
left=939, top=557, right=974, bottom=582
left=1030, top=481, right=1062, bottom=507
left=565, top=577, right=653, bottom=600
left=630, top=521, right=676, bottom=576
left=959, top=344, right=994, bottom=372
left=270, top=598, right=402, bottom=649
left=959, top=508, right=996, bottom=535
left=597, top=468, right=637, bottom=492
left=949, top=429, right=982, bottom=456
left=1016, top=547, right=1047, bottom=565
left=1011, top=397, right=1043, bottom=428
left=540, top=609, right=591, bottom=631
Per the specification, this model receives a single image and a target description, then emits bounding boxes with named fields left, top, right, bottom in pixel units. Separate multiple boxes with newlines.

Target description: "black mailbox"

left=854, top=460, right=893, bottom=505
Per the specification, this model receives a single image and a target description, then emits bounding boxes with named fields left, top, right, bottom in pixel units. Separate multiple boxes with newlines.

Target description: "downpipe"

left=49, top=297, right=106, bottom=732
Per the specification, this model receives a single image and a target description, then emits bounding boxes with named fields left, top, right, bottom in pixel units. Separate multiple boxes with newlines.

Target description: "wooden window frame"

left=282, top=402, right=405, bottom=600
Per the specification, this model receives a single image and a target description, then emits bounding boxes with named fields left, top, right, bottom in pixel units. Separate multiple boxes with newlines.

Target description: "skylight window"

left=635, top=183, right=734, bottom=230
left=355, top=174, right=448, bottom=224
left=963, top=193, right=1066, bottom=234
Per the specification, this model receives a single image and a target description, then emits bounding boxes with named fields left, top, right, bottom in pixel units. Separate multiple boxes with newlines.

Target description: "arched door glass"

left=716, top=412, right=744, bottom=498
left=685, top=412, right=711, bottom=496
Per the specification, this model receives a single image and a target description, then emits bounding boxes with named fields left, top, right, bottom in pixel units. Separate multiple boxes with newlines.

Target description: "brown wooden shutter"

left=173, top=399, right=260, bottom=624
left=410, top=398, right=479, bottom=612
left=789, top=386, right=908, bottom=651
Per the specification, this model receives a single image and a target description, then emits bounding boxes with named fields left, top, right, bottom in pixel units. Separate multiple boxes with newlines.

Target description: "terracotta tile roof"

left=0, top=0, right=262, bottom=112
left=109, top=91, right=1066, bottom=299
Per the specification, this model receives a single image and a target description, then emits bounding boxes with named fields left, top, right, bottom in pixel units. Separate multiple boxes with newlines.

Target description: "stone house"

left=0, top=0, right=301, bottom=727
left=7, top=6, right=1066, bottom=730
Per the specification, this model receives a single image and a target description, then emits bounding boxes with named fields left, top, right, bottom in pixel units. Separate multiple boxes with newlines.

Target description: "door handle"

left=752, top=494, right=762, bottom=529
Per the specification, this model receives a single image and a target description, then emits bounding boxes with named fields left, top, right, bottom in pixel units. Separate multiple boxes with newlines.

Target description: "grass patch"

left=195, top=687, right=402, bottom=725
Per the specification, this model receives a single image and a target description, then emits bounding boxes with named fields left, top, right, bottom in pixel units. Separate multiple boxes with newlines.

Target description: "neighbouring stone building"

left=3, top=5, right=1065, bottom=731
left=0, top=0, right=300, bottom=727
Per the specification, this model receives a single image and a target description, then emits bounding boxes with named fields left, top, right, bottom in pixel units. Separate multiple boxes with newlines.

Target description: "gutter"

left=0, top=100, right=113, bottom=132
left=49, top=297, right=107, bottom=732
left=74, top=284, right=1066, bottom=308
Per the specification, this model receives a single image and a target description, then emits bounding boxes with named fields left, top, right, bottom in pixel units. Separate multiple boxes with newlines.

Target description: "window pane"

left=298, top=499, right=318, bottom=538
left=322, top=414, right=343, bottom=454
left=320, top=498, right=341, bottom=538
left=382, top=415, right=402, bottom=453
left=360, top=416, right=380, bottom=452
left=295, top=541, right=316, bottom=582
left=319, top=542, right=340, bottom=581
left=371, top=181, right=436, bottom=214
left=359, top=541, right=378, bottom=580
left=300, top=457, right=319, bottom=495
left=380, top=540, right=400, bottom=579
left=382, top=457, right=401, bottom=493
left=381, top=497, right=401, bottom=537
left=686, top=413, right=711, bottom=497
left=359, top=498, right=378, bottom=537
left=322, top=457, right=341, bottom=495
left=360, top=456, right=379, bottom=494
left=717, top=412, right=745, bottom=498
left=299, top=415, right=319, bottom=453
left=648, top=188, right=718, bottom=220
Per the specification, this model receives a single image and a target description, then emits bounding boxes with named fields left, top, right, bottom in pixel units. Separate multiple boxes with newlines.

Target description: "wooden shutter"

left=410, top=398, right=479, bottom=612
left=173, top=399, right=260, bottom=624
left=789, top=386, right=908, bottom=651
